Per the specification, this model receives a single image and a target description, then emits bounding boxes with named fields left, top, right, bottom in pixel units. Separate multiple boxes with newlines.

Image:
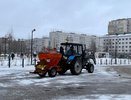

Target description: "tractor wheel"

left=58, top=69, right=67, bottom=75
left=48, top=68, right=57, bottom=77
left=39, top=72, right=46, bottom=77
left=70, top=59, right=82, bottom=75
left=87, top=64, right=94, bottom=73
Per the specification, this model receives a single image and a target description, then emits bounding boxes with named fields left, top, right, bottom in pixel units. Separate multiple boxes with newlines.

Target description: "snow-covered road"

left=0, top=65, right=131, bottom=100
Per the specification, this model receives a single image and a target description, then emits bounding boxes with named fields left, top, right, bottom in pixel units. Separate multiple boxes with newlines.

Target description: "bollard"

left=22, top=58, right=24, bottom=68
left=34, top=58, right=36, bottom=66
left=8, top=55, right=11, bottom=68
left=124, top=59, right=126, bottom=64
left=111, top=59, right=112, bottom=65
left=100, top=59, right=102, bottom=65
left=106, top=59, right=107, bottom=65
left=120, top=59, right=122, bottom=65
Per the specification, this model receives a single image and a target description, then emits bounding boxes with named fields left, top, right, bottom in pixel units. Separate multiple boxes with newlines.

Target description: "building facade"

left=49, top=31, right=99, bottom=51
left=25, top=37, right=49, bottom=53
left=101, top=34, right=131, bottom=57
left=108, top=18, right=131, bottom=35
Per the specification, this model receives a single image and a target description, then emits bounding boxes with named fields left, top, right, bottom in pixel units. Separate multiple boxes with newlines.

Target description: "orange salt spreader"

left=33, top=50, right=63, bottom=77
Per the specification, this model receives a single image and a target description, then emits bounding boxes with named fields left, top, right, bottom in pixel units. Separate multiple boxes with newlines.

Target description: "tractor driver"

left=66, top=46, right=76, bottom=57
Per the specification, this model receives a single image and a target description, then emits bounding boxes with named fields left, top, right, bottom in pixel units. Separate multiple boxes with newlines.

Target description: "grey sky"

left=0, top=0, right=131, bottom=39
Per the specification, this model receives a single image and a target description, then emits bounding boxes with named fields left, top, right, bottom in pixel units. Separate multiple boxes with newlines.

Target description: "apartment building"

left=108, top=18, right=131, bottom=35
left=49, top=31, right=99, bottom=51
left=102, top=34, right=131, bottom=55
left=25, top=37, right=49, bottom=53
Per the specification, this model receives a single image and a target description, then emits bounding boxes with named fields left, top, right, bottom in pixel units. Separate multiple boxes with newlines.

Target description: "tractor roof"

left=61, top=42, right=83, bottom=46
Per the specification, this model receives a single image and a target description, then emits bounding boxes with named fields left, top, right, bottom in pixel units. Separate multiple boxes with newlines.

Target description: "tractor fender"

left=88, top=59, right=95, bottom=65
left=48, top=66, right=57, bottom=70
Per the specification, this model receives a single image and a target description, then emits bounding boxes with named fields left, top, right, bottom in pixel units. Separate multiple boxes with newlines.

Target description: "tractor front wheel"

left=39, top=72, right=46, bottom=77
left=86, top=64, right=94, bottom=73
left=48, top=68, right=57, bottom=77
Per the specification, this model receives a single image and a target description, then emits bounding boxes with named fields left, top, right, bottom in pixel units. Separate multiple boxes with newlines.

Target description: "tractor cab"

left=60, top=42, right=85, bottom=57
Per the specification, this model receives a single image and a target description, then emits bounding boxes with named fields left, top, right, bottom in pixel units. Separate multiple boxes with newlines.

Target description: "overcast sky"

left=0, top=0, right=131, bottom=39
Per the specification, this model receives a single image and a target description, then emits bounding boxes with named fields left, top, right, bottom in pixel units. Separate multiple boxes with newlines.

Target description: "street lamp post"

left=31, top=29, right=36, bottom=65
left=115, top=33, right=118, bottom=64
left=3, top=37, right=7, bottom=59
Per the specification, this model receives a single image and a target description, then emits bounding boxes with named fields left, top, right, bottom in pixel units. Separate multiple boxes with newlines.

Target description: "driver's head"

left=70, top=46, right=74, bottom=50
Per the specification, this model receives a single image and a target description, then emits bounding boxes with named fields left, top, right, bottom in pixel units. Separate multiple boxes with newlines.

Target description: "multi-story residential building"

left=108, top=18, right=131, bottom=35
left=49, top=31, right=99, bottom=51
left=24, top=37, right=49, bottom=53
left=101, top=34, right=131, bottom=56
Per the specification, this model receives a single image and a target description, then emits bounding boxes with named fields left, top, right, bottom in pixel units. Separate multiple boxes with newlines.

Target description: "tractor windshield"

left=60, top=43, right=83, bottom=57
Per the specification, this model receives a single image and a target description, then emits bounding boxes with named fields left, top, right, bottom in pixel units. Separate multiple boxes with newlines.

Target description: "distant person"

left=11, top=53, right=15, bottom=60
left=33, top=52, right=37, bottom=58
left=20, top=53, right=24, bottom=58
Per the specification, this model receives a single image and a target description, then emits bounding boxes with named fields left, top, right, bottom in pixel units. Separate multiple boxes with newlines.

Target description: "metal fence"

left=96, top=58, right=131, bottom=66
left=0, top=55, right=37, bottom=68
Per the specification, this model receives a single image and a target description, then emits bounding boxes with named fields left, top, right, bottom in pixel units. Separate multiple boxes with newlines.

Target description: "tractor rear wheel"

left=70, top=59, right=82, bottom=75
left=48, top=68, right=57, bottom=77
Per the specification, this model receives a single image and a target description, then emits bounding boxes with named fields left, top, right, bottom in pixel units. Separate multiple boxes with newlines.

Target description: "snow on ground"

left=0, top=58, right=131, bottom=99
left=0, top=64, right=128, bottom=87
left=54, top=95, right=131, bottom=100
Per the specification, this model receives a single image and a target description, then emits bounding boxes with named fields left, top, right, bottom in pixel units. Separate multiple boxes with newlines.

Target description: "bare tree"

left=103, top=39, right=113, bottom=53
left=89, top=39, right=96, bottom=52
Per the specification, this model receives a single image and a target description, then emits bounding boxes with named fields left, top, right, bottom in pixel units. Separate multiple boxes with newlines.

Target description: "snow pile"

left=54, top=95, right=131, bottom=100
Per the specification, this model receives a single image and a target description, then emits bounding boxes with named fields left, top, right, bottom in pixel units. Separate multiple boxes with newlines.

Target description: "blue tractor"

left=58, top=42, right=96, bottom=75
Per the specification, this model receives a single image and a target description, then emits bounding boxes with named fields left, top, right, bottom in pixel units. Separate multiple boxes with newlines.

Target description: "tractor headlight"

left=41, top=67, right=44, bottom=70
left=41, top=65, right=46, bottom=70
left=46, top=59, right=50, bottom=62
